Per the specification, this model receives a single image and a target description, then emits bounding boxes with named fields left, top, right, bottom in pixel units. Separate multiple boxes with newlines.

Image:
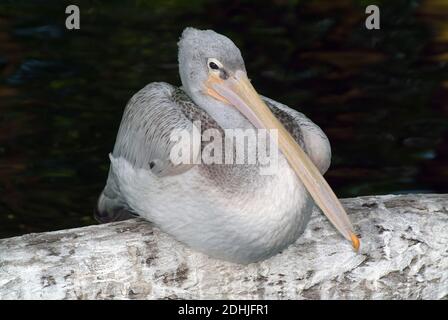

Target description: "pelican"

left=96, top=27, right=359, bottom=264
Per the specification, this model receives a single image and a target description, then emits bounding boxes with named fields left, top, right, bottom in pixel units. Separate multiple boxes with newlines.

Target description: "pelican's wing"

left=113, top=82, right=201, bottom=176
left=96, top=82, right=202, bottom=223
left=261, top=95, right=332, bottom=174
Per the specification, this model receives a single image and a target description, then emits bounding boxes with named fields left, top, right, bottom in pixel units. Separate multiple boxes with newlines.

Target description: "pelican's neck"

left=187, top=88, right=254, bottom=129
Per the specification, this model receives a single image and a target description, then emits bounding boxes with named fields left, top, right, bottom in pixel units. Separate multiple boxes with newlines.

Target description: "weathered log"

left=0, top=194, right=447, bottom=300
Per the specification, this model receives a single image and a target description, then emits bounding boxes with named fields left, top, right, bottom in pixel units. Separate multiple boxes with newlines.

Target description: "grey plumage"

left=96, top=83, right=329, bottom=222
left=94, top=167, right=136, bottom=223
left=95, top=27, right=333, bottom=263
left=112, top=83, right=196, bottom=176
left=178, top=28, right=246, bottom=101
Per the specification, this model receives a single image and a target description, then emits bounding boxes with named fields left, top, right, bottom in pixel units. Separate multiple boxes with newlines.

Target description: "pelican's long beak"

left=205, top=70, right=360, bottom=251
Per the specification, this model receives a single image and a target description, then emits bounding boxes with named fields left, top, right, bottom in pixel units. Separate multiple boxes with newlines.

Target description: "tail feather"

left=95, top=166, right=138, bottom=223
left=94, top=192, right=137, bottom=223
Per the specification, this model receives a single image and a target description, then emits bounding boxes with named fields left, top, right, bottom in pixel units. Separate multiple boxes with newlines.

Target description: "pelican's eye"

left=207, top=58, right=223, bottom=73
left=209, top=62, right=219, bottom=70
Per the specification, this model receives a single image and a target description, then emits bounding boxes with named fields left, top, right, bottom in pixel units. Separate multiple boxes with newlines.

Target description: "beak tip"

left=351, top=233, right=361, bottom=252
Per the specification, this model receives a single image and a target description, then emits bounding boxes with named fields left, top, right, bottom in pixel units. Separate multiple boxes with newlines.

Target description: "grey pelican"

left=96, top=27, right=359, bottom=264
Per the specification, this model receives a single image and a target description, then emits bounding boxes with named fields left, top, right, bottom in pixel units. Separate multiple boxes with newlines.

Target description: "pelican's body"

left=97, top=28, right=357, bottom=264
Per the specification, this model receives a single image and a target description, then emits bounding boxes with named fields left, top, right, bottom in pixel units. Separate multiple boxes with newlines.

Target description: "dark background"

left=0, top=0, right=447, bottom=238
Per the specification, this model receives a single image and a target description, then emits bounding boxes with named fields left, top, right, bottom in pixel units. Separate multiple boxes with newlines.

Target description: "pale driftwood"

left=0, top=194, right=447, bottom=300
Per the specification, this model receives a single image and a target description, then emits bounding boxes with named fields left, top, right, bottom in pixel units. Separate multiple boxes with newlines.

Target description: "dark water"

left=0, top=0, right=447, bottom=238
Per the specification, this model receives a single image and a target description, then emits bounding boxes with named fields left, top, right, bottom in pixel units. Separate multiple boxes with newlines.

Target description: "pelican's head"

left=177, top=27, right=360, bottom=251
left=178, top=27, right=246, bottom=101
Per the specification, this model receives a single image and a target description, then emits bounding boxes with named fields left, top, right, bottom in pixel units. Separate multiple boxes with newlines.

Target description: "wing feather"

left=96, top=82, right=200, bottom=223
left=261, top=96, right=332, bottom=174
left=113, top=82, right=199, bottom=176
